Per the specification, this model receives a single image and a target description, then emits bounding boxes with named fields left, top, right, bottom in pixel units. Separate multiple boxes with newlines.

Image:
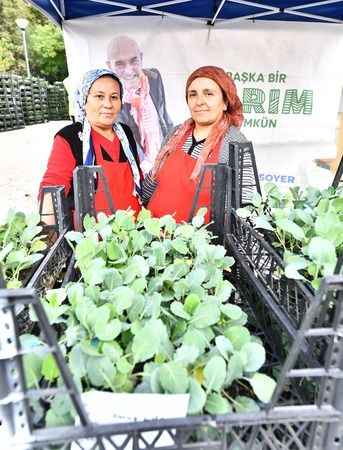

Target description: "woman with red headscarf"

left=142, top=66, right=247, bottom=223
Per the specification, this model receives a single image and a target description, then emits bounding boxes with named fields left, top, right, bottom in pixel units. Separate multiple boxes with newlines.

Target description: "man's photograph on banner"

left=106, top=35, right=173, bottom=174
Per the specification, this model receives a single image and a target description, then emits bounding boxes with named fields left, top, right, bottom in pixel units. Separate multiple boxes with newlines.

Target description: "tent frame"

left=27, top=0, right=343, bottom=26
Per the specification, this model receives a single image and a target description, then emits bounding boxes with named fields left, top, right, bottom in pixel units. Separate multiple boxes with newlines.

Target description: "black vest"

left=55, top=122, right=141, bottom=210
left=56, top=122, right=140, bottom=166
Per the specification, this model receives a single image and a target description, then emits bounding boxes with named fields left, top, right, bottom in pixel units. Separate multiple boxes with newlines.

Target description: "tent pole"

left=210, top=0, right=226, bottom=26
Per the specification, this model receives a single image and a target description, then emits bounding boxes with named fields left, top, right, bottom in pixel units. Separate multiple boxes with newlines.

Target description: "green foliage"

left=0, top=0, right=67, bottom=81
left=237, top=184, right=343, bottom=289
left=20, top=334, right=44, bottom=388
left=0, top=0, right=31, bottom=73
left=26, top=209, right=275, bottom=424
left=29, top=23, right=68, bottom=82
left=0, top=37, right=16, bottom=71
left=0, top=210, right=47, bottom=287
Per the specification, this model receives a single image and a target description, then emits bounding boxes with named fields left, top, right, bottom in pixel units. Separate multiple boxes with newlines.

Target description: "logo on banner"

left=228, top=71, right=313, bottom=129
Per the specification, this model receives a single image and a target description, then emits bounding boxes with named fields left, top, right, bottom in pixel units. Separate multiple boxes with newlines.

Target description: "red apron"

left=92, top=131, right=141, bottom=215
left=148, top=133, right=220, bottom=223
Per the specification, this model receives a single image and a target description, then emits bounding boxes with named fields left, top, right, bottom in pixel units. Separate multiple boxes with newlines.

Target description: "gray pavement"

left=0, top=121, right=70, bottom=221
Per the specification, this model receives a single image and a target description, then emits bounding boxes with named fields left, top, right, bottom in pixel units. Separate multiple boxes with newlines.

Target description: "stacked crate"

left=0, top=74, right=70, bottom=131
left=20, top=77, right=49, bottom=125
left=38, top=78, right=49, bottom=122
left=47, top=81, right=69, bottom=120
left=0, top=73, right=25, bottom=132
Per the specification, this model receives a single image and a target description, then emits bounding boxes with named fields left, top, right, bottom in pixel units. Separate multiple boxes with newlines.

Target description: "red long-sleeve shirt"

left=39, top=130, right=123, bottom=197
left=39, top=135, right=76, bottom=197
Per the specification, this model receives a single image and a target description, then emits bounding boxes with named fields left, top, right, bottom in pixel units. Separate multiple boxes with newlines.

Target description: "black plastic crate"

left=47, top=82, right=69, bottom=120
left=14, top=229, right=72, bottom=334
left=27, top=229, right=71, bottom=294
left=1, top=275, right=343, bottom=450
left=10, top=188, right=70, bottom=285
left=332, top=154, right=343, bottom=188
left=0, top=73, right=24, bottom=132
left=72, top=163, right=234, bottom=247
left=228, top=141, right=261, bottom=209
left=24, top=189, right=72, bottom=337
left=225, top=210, right=342, bottom=366
left=20, top=76, right=49, bottom=125
left=227, top=210, right=315, bottom=327
left=0, top=72, right=66, bottom=131
left=72, top=141, right=260, bottom=236
left=1, top=187, right=73, bottom=326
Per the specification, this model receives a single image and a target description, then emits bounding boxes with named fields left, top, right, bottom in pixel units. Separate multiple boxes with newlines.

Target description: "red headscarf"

left=152, top=66, right=243, bottom=180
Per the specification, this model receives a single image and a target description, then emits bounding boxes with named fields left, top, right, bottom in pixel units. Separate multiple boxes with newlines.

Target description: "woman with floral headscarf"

left=39, top=69, right=143, bottom=223
left=142, top=66, right=247, bottom=223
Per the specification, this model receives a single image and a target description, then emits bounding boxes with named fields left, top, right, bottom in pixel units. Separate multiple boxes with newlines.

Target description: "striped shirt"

left=142, top=134, right=205, bottom=204
left=142, top=125, right=247, bottom=205
left=183, top=133, right=206, bottom=158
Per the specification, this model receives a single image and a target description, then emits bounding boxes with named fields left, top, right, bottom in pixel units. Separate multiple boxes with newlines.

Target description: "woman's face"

left=187, top=77, right=227, bottom=127
left=85, top=76, right=121, bottom=129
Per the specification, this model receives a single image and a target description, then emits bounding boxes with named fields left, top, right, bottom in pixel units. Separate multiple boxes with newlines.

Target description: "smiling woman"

left=39, top=69, right=143, bottom=226
left=142, top=66, right=247, bottom=223
left=187, top=77, right=227, bottom=129
left=85, top=77, right=122, bottom=135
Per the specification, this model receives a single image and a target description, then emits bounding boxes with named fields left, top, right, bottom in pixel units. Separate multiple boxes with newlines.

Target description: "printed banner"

left=62, top=17, right=343, bottom=188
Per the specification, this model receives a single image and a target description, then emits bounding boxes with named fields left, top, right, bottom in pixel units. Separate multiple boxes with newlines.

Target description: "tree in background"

left=0, top=38, right=16, bottom=72
left=0, top=0, right=67, bottom=82
left=0, top=0, right=30, bottom=74
left=30, top=23, right=68, bottom=82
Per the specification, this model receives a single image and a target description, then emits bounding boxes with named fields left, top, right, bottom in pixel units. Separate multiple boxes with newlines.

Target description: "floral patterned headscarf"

left=75, top=68, right=141, bottom=196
